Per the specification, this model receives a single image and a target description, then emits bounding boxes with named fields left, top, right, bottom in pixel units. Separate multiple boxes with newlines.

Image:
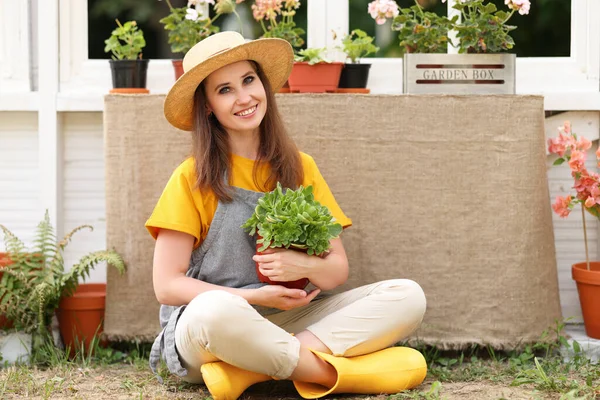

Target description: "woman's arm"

left=153, top=228, right=260, bottom=306
left=152, top=228, right=321, bottom=308
left=253, top=237, right=349, bottom=291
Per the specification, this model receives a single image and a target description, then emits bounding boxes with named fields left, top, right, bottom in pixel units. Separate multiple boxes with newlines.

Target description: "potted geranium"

left=371, top=0, right=452, bottom=55
left=160, top=0, right=244, bottom=80
left=104, top=19, right=149, bottom=94
left=0, top=211, right=126, bottom=359
left=252, top=0, right=305, bottom=50
left=368, top=0, right=530, bottom=94
left=242, top=183, right=343, bottom=290
left=548, top=121, right=600, bottom=340
left=252, top=0, right=305, bottom=92
left=336, top=29, right=379, bottom=93
left=287, top=48, right=344, bottom=93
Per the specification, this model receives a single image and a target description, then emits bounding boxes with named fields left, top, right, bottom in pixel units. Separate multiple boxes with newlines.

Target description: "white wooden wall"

left=0, top=0, right=600, bottom=323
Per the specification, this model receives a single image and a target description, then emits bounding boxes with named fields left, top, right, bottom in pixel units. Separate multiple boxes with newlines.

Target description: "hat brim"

left=164, top=38, right=294, bottom=131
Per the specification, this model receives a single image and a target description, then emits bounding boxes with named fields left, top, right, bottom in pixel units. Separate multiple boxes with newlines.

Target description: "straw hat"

left=164, top=31, right=294, bottom=131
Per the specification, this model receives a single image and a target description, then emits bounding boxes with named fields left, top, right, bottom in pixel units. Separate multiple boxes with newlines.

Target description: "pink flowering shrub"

left=252, top=0, right=304, bottom=49
left=548, top=122, right=600, bottom=220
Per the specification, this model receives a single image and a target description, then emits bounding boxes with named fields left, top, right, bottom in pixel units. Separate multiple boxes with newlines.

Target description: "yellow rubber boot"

left=293, top=347, right=427, bottom=399
left=200, top=361, right=272, bottom=400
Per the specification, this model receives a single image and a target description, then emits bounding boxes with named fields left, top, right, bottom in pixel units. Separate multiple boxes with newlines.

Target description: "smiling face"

left=203, top=60, right=267, bottom=139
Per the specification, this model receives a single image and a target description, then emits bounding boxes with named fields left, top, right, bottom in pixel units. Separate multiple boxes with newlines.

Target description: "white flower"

left=185, top=8, right=200, bottom=20
left=505, top=0, right=531, bottom=15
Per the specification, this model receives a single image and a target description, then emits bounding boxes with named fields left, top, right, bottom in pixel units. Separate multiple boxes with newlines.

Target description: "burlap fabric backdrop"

left=104, top=94, right=561, bottom=348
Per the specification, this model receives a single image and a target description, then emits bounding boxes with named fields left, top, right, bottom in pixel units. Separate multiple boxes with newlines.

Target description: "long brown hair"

left=191, top=60, right=303, bottom=202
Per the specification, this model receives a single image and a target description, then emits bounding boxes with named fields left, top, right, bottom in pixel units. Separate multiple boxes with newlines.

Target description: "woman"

left=147, top=31, right=427, bottom=400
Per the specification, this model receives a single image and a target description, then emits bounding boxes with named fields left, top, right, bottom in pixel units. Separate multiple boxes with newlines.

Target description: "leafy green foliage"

left=103, top=19, right=146, bottom=60
left=452, top=1, right=516, bottom=53
left=392, top=4, right=454, bottom=56
left=294, top=48, right=330, bottom=65
left=0, top=211, right=126, bottom=342
left=159, top=4, right=220, bottom=55
left=241, top=183, right=343, bottom=256
left=261, top=21, right=305, bottom=49
left=255, top=0, right=305, bottom=50
left=340, top=29, right=379, bottom=63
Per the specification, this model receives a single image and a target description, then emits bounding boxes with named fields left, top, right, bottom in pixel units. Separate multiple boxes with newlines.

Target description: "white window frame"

left=0, top=0, right=37, bottom=110
left=0, top=0, right=599, bottom=112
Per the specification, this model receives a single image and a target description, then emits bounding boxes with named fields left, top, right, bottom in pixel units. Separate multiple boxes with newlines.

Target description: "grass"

left=0, top=320, right=599, bottom=399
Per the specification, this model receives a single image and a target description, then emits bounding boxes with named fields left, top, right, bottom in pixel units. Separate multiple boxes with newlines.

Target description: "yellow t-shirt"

left=145, top=152, right=352, bottom=248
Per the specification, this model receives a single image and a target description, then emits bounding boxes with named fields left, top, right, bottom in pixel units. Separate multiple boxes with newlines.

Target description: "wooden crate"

left=403, top=53, right=516, bottom=94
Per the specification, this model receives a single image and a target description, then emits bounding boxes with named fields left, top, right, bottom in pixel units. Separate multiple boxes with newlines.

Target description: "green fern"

left=0, top=211, right=126, bottom=340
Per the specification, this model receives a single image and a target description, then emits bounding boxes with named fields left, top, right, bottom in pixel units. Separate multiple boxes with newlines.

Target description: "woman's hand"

left=253, top=248, right=312, bottom=282
left=255, top=285, right=321, bottom=311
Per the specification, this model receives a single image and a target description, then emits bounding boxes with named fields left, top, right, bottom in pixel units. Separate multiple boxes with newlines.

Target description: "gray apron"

left=149, top=186, right=280, bottom=379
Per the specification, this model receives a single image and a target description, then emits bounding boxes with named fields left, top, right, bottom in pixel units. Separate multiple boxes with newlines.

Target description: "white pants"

left=174, top=279, right=426, bottom=383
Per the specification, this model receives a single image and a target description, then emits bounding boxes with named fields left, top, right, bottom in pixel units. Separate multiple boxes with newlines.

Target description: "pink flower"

left=368, top=0, right=399, bottom=25
left=252, top=0, right=282, bottom=20
left=576, top=136, right=592, bottom=152
left=573, top=172, right=598, bottom=201
left=552, top=195, right=572, bottom=218
left=563, top=120, right=571, bottom=134
left=505, top=0, right=531, bottom=15
left=585, top=196, right=596, bottom=208
left=569, top=150, right=586, bottom=173
left=547, top=137, right=566, bottom=157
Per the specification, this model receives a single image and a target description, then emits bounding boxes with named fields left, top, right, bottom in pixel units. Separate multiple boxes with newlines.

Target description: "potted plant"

left=287, top=48, right=344, bottom=93
left=548, top=121, right=600, bottom=340
left=104, top=19, right=149, bottom=94
left=252, top=0, right=305, bottom=92
left=0, top=211, right=126, bottom=359
left=335, top=29, right=379, bottom=94
left=241, top=183, right=343, bottom=290
left=0, top=252, right=14, bottom=330
left=160, top=0, right=244, bottom=81
left=368, top=0, right=530, bottom=94
left=370, top=0, right=453, bottom=56
left=253, top=0, right=305, bottom=50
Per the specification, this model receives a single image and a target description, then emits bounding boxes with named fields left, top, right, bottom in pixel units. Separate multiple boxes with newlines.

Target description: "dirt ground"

left=0, top=363, right=558, bottom=400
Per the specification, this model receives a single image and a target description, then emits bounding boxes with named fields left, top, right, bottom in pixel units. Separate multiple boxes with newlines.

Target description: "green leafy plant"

left=294, top=48, right=329, bottom=65
left=103, top=19, right=146, bottom=60
left=339, top=29, right=379, bottom=63
left=0, top=211, right=126, bottom=345
left=452, top=0, right=528, bottom=53
left=368, top=0, right=531, bottom=55
left=391, top=2, right=454, bottom=56
left=159, top=0, right=244, bottom=55
left=241, top=183, right=343, bottom=256
left=252, top=0, right=305, bottom=50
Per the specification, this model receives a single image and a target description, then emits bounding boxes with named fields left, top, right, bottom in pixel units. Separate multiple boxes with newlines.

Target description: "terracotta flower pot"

left=172, top=59, right=184, bottom=81
left=0, top=253, right=14, bottom=330
left=287, top=62, right=344, bottom=93
left=57, top=283, right=107, bottom=356
left=572, top=262, right=600, bottom=339
left=255, top=236, right=309, bottom=290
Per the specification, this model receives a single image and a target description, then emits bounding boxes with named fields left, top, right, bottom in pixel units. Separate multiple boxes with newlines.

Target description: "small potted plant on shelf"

left=335, top=29, right=379, bottom=94
left=0, top=211, right=126, bottom=360
left=104, top=19, right=149, bottom=94
left=160, top=0, right=245, bottom=81
left=252, top=0, right=305, bottom=92
left=287, top=48, right=344, bottom=93
left=242, top=183, right=343, bottom=290
left=548, top=121, right=600, bottom=340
